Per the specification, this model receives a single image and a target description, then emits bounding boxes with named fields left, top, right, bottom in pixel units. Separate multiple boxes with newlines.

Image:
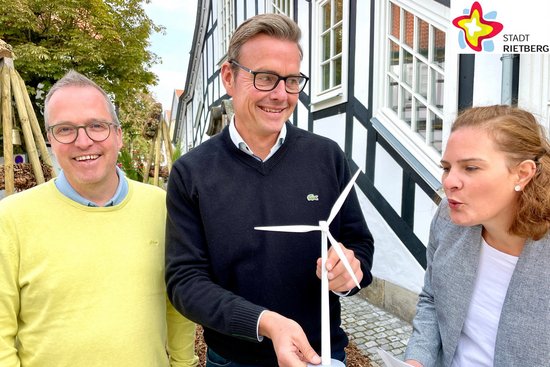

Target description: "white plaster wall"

left=352, top=118, right=368, bottom=173
left=356, top=186, right=425, bottom=294
left=472, top=54, right=502, bottom=106
left=354, top=0, right=371, bottom=106
left=312, top=114, right=346, bottom=151
left=518, top=54, right=550, bottom=130
left=297, top=0, right=310, bottom=77
left=256, top=1, right=266, bottom=13
left=296, top=102, right=309, bottom=131
left=374, top=144, right=402, bottom=216
left=413, top=184, right=439, bottom=245
left=236, top=3, right=245, bottom=25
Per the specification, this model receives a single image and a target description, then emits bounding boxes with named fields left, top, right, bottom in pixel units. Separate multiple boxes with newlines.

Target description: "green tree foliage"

left=0, top=0, right=163, bottom=112
left=117, top=92, right=157, bottom=181
left=1, top=0, right=168, bottom=177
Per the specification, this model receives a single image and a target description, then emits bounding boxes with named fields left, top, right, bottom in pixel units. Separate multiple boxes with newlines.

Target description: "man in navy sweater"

left=166, top=13, right=374, bottom=367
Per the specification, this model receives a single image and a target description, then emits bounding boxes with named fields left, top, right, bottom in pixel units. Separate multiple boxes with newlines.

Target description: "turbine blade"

left=327, top=232, right=361, bottom=289
left=327, top=169, right=361, bottom=225
left=254, top=225, right=320, bottom=233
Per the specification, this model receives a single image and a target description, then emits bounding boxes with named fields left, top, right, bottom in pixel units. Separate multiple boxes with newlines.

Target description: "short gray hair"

left=44, top=70, right=119, bottom=128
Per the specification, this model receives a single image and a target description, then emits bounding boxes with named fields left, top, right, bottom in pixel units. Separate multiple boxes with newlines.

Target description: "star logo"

left=453, top=2, right=503, bottom=52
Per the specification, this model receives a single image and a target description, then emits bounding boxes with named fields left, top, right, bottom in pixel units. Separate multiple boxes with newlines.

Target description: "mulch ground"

left=0, top=163, right=53, bottom=191
left=194, top=325, right=372, bottom=366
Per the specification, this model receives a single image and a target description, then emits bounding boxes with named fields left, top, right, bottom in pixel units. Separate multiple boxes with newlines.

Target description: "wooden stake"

left=162, top=120, right=172, bottom=172
left=1, top=64, right=14, bottom=195
left=9, top=67, right=44, bottom=183
left=17, top=72, right=56, bottom=176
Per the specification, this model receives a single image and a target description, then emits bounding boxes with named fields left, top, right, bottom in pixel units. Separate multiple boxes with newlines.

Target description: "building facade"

left=173, top=0, right=550, bottom=317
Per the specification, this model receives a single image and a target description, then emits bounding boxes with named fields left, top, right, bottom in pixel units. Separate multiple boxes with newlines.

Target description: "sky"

left=144, top=0, right=198, bottom=112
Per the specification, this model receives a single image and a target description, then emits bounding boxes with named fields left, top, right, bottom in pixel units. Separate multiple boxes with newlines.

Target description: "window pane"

left=416, top=59, right=428, bottom=98
left=319, top=0, right=343, bottom=93
left=418, top=18, right=429, bottom=59
left=431, top=69, right=444, bottom=108
left=433, top=26, right=445, bottom=68
left=414, top=99, right=427, bottom=139
left=335, top=0, right=343, bottom=23
left=402, top=50, right=413, bottom=87
left=322, top=63, right=330, bottom=90
left=322, top=33, right=330, bottom=61
left=390, top=2, right=400, bottom=39
left=322, top=2, right=331, bottom=32
left=403, top=10, right=414, bottom=48
left=334, top=56, right=342, bottom=86
left=431, top=113, right=443, bottom=152
left=388, top=76, right=399, bottom=114
left=220, top=0, right=234, bottom=54
left=389, top=40, right=400, bottom=77
left=335, top=24, right=342, bottom=55
left=402, top=89, right=412, bottom=126
left=383, top=2, right=448, bottom=159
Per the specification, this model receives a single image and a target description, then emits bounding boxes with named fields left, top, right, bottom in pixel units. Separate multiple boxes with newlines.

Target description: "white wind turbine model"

left=255, top=169, right=362, bottom=367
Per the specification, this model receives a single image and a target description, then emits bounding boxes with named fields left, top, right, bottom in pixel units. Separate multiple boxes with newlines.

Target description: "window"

left=311, top=0, right=349, bottom=109
left=320, top=0, right=342, bottom=91
left=219, top=0, right=235, bottom=58
left=267, top=0, right=293, bottom=17
left=386, top=1, right=446, bottom=153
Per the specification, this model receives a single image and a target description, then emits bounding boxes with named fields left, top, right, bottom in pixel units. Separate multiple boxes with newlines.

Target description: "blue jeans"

left=206, top=348, right=347, bottom=367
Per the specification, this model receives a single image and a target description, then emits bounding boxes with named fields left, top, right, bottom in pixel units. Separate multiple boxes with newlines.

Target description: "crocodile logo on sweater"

left=307, top=194, right=319, bottom=202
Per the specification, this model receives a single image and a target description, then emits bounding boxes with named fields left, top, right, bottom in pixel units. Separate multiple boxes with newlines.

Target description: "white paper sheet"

left=376, top=348, right=414, bottom=367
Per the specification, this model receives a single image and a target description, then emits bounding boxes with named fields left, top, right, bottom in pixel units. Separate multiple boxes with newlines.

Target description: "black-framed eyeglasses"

left=47, top=121, right=118, bottom=144
left=229, top=60, right=309, bottom=94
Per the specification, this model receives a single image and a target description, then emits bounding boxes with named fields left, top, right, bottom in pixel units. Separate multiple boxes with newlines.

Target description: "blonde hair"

left=452, top=105, right=550, bottom=240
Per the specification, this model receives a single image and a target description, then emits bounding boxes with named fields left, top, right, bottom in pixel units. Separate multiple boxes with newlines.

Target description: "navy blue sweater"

left=166, top=122, right=374, bottom=366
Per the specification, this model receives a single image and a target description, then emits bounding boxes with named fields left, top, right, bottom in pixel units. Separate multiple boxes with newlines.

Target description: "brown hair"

left=227, top=13, right=302, bottom=64
left=452, top=105, right=550, bottom=240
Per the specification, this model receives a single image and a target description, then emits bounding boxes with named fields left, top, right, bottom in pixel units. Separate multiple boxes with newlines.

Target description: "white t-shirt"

left=451, top=239, right=518, bottom=367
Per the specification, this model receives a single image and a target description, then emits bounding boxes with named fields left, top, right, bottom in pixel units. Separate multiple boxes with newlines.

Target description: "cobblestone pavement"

left=341, top=295, right=413, bottom=367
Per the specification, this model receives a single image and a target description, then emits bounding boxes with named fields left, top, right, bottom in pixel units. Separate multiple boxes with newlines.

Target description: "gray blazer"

left=404, top=199, right=550, bottom=367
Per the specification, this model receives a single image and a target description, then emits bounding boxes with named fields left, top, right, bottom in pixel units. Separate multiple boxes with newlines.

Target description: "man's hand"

left=258, top=311, right=321, bottom=367
left=316, top=242, right=363, bottom=292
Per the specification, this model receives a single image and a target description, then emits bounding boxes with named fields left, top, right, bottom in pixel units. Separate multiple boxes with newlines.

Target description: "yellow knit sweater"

left=0, top=179, right=198, bottom=367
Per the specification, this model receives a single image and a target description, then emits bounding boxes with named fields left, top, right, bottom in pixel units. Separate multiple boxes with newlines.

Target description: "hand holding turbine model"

left=255, top=169, right=362, bottom=367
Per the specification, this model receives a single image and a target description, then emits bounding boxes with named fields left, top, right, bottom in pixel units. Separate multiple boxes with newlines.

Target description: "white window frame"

left=218, top=0, right=235, bottom=62
left=266, top=0, right=293, bottom=17
left=372, top=0, right=458, bottom=179
left=311, top=0, right=349, bottom=111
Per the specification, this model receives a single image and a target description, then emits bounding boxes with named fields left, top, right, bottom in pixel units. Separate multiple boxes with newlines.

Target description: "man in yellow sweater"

left=0, top=70, right=198, bottom=367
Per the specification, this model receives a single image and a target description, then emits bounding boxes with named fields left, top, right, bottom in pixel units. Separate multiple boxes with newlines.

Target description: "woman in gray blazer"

left=405, top=105, right=550, bottom=367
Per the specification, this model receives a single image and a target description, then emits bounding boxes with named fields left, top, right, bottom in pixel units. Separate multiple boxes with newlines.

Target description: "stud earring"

left=514, top=184, right=522, bottom=192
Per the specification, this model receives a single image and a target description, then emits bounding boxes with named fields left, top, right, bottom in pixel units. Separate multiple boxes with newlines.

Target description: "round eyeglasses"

left=229, top=60, right=309, bottom=94
left=47, top=121, right=118, bottom=144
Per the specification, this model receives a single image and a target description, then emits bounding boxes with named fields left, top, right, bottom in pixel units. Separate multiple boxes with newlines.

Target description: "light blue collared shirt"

left=54, top=166, right=129, bottom=207
left=228, top=116, right=286, bottom=162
